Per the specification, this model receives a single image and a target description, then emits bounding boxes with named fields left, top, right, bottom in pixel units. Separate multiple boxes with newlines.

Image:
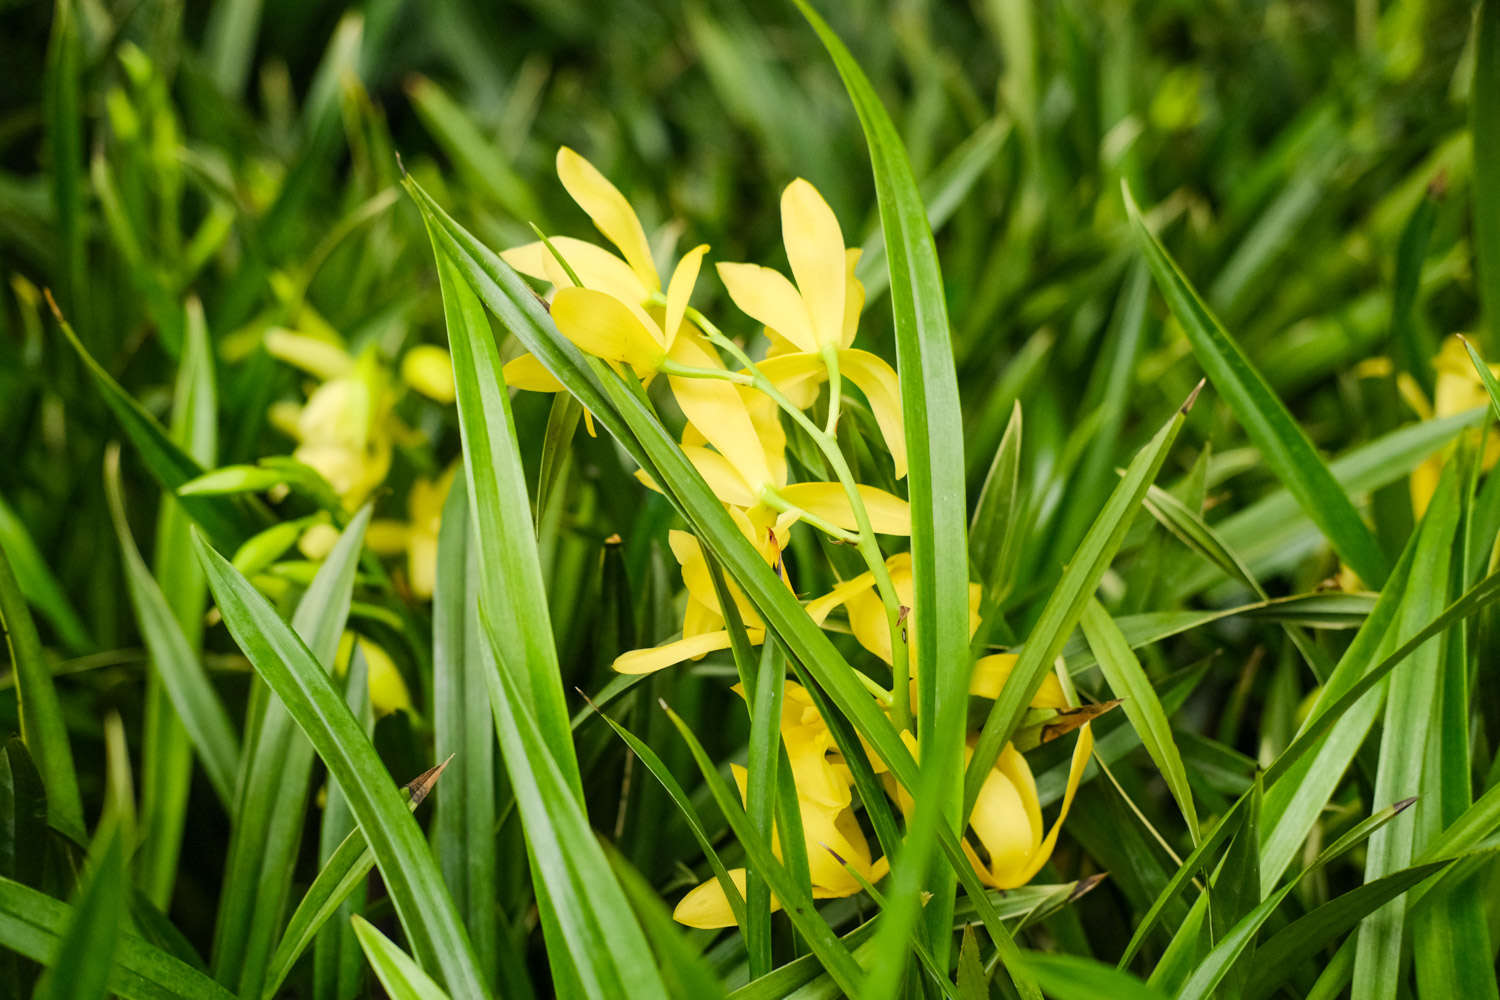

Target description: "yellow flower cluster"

left=509, top=149, right=1095, bottom=928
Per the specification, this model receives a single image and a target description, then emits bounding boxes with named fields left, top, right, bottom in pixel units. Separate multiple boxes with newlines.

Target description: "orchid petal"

left=501, top=353, right=566, bottom=393
left=716, top=261, right=818, bottom=352
left=781, top=178, right=846, bottom=349
left=838, top=349, right=906, bottom=479
left=664, top=244, right=709, bottom=349
left=667, top=336, right=774, bottom=490
left=612, top=628, right=764, bottom=675
left=556, top=147, right=659, bottom=291
left=673, top=869, right=774, bottom=929
left=778, top=481, right=911, bottom=536
left=681, top=445, right=757, bottom=507
left=840, top=248, right=865, bottom=348
left=551, top=287, right=665, bottom=372
left=970, top=653, right=1069, bottom=708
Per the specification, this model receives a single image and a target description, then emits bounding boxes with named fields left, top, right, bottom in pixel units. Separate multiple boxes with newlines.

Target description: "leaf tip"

left=1181, top=378, right=1206, bottom=414
left=1392, top=795, right=1418, bottom=815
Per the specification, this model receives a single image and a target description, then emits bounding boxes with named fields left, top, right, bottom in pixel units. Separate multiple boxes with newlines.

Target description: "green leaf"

left=1023, top=954, right=1171, bottom=1000
left=1171, top=409, right=1480, bottom=597
left=0, top=518, right=82, bottom=842
left=0, top=875, right=235, bottom=1000
left=430, top=475, right=503, bottom=991
left=313, top=649, right=371, bottom=1000
left=1178, top=797, right=1423, bottom=1000
left=1080, top=598, right=1199, bottom=842
left=105, top=448, right=239, bottom=808
left=210, top=507, right=369, bottom=997
left=0, top=494, right=91, bottom=654
left=743, top=640, right=785, bottom=978
left=34, top=821, right=124, bottom=1000
left=50, top=301, right=265, bottom=549
left=263, top=756, right=447, bottom=1000
left=194, top=530, right=491, bottom=998
left=1124, top=183, right=1389, bottom=587
left=968, top=393, right=1192, bottom=816
left=427, top=220, right=581, bottom=799
left=587, top=703, right=747, bottom=932
left=796, top=5, right=990, bottom=982
left=1354, top=466, right=1460, bottom=999
left=970, top=402, right=1023, bottom=608
left=605, top=845, right=728, bottom=1000
left=351, top=916, right=452, bottom=1000
left=1244, top=862, right=1449, bottom=1000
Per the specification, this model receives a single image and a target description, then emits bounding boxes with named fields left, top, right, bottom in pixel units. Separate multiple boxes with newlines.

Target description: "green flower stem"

left=681, top=304, right=913, bottom=730
left=656, top=359, right=754, bottom=385
left=820, top=342, right=843, bottom=437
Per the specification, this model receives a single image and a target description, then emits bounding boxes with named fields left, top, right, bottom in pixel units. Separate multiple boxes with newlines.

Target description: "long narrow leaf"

left=1124, top=184, right=1388, bottom=586
left=194, top=531, right=491, bottom=998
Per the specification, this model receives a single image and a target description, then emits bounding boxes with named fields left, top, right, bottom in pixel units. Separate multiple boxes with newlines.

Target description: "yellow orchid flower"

left=279, top=352, right=395, bottom=509
left=805, top=552, right=982, bottom=666
left=673, top=681, right=889, bottom=928
left=367, top=462, right=459, bottom=600
left=960, top=725, right=1092, bottom=889
left=1400, top=334, right=1500, bottom=516
left=500, top=147, right=710, bottom=378
left=873, top=664, right=1092, bottom=892
left=717, top=179, right=907, bottom=479
left=400, top=344, right=457, bottom=403
left=336, top=631, right=413, bottom=716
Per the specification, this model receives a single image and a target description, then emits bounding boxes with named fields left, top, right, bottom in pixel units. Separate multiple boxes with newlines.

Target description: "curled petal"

left=805, top=568, right=876, bottom=626
left=551, top=287, right=665, bottom=372
left=501, top=353, right=565, bottom=393
left=612, top=628, right=764, bottom=675
left=674, top=869, right=771, bottom=929
left=781, top=178, right=846, bottom=349
left=970, top=653, right=1069, bottom=709
left=838, top=349, right=906, bottom=479
left=716, top=261, right=818, bottom=352
left=556, top=147, right=659, bottom=291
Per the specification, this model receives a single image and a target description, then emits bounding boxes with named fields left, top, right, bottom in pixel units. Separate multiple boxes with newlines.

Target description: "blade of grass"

left=195, top=531, right=491, bottom=998
left=1244, top=862, right=1451, bottom=1000
left=0, top=523, right=82, bottom=843
left=47, top=294, right=265, bottom=549
left=0, top=496, right=91, bottom=654
left=263, top=762, right=448, bottom=1000
left=473, top=622, right=668, bottom=998
left=34, top=820, right=124, bottom=1000
left=0, top=875, right=235, bottom=1000
left=604, top=844, right=728, bottom=1000
left=744, top=640, right=785, bottom=978
left=1023, top=954, right=1170, bottom=1000
left=312, top=649, right=371, bottom=1000
left=796, top=5, right=988, bottom=980
left=138, top=297, right=216, bottom=908
left=430, top=475, right=501, bottom=990
left=428, top=222, right=581, bottom=799
left=1123, top=183, right=1389, bottom=587
left=1352, top=467, right=1459, bottom=1000
left=969, top=390, right=1194, bottom=817
left=105, top=447, right=239, bottom=807
left=211, top=507, right=369, bottom=996
left=1080, top=598, right=1199, bottom=843
left=351, top=916, right=451, bottom=1000
left=1179, top=797, right=1423, bottom=1000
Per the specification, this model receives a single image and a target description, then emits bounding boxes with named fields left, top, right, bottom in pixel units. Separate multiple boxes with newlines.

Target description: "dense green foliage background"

left=3, top=0, right=1499, bottom=997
